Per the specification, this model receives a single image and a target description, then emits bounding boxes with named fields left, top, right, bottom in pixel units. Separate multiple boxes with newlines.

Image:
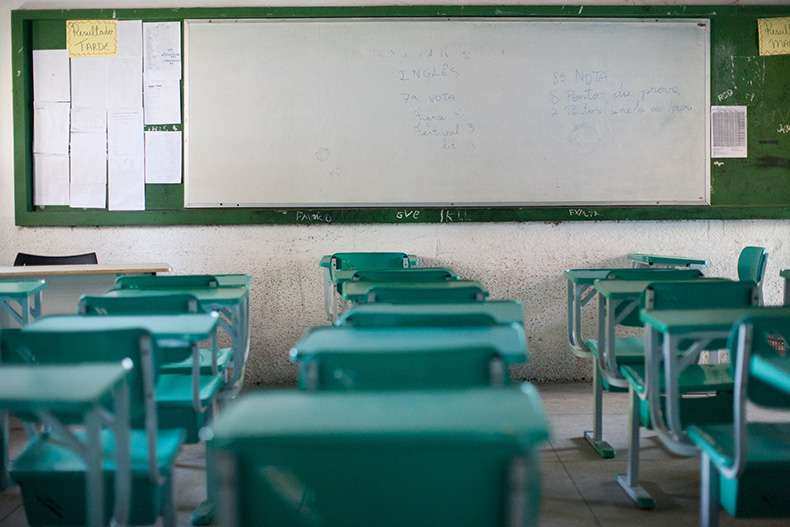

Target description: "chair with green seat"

left=77, top=295, right=225, bottom=444
left=1, top=327, right=185, bottom=527
left=336, top=300, right=524, bottom=328
left=207, top=386, right=550, bottom=527
left=615, top=280, right=759, bottom=509
left=319, top=252, right=419, bottom=321
left=688, top=314, right=790, bottom=526
left=291, top=323, right=527, bottom=391
left=737, top=246, right=768, bottom=304
left=79, top=294, right=233, bottom=376
left=582, top=267, right=705, bottom=458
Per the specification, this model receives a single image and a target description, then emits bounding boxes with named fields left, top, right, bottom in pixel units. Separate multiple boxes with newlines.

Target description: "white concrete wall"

left=2, top=0, right=789, bottom=385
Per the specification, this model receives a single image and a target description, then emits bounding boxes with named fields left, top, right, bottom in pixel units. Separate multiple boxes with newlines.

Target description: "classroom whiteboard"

left=184, top=18, right=710, bottom=208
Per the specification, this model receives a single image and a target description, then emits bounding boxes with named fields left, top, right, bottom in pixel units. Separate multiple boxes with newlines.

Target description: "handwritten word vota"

left=399, top=64, right=460, bottom=81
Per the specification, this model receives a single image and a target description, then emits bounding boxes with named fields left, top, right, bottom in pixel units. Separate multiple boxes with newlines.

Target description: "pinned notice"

left=758, top=17, right=790, bottom=56
left=67, top=20, right=118, bottom=57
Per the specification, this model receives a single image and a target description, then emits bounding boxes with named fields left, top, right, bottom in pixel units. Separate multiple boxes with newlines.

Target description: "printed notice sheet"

left=33, top=102, right=70, bottom=155
left=70, top=132, right=107, bottom=208
left=711, top=106, right=748, bottom=158
left=145, top=131, right=182, bottom=183
left=34, top=154, right=70, bottom=206
left=32, top=49, right=70, bottom=102
left=109, top=157, right=145, bottom=210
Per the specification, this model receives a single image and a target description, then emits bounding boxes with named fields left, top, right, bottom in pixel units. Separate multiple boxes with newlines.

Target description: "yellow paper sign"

left=758, top=17, right=790, bottom=56
left=67, top=20, right=118, bottom=57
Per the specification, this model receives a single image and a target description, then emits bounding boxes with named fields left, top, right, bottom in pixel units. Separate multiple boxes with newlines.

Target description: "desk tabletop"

left=0, top=263, right=171, bottom=278
left=333, top=267, right=457, bottom=284
left=25, top=313, right=219, bottom=341
left=640, top=306, right=790, bottom=334
left=593, top=279, right=658, bottom=299
left=209, top=385, right=548, bottom=445
left=0, top=363, right=129, bottom=413
left=564, top=269, right=616, bottom=284
left=0, top=279, right=46, bottom=297
left=780, top=269, right=790, bottom=279
left=292, top=324, right=526, bottom=361
left=626, top=253, right=708, bottom=266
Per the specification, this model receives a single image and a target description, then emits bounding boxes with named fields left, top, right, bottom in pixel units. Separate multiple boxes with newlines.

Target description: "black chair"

left=13, top=252, right=98, bottom=266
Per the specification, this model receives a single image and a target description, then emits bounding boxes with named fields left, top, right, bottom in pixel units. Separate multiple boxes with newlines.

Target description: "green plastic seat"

left=207, top=386, right=550, bottom=527
left=687, top=314, right=790, bottom=525
left=1, top=327, right=186, bottom=527
left=291, top=324, right=527, bottom=391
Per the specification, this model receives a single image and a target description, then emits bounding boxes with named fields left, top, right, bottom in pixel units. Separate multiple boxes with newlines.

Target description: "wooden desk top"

left=0, top=263, right=171, bottom=278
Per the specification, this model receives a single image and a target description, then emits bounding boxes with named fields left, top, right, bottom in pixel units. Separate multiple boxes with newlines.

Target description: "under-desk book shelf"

left=12, top=6, right=790, bottom=225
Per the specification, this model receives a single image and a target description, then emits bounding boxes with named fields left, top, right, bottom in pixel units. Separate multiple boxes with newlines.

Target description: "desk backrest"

left=114, top=274, right=219, bottom=289
left=365, top=281, right=489, bottom=304
left=322, top=252, right=417, bottom=275
left=346, top=267, right=457, bottom=283
left=13, top=252, right=97, bottom=266
left=737, top=246, right=768, bottom=304
left=79, top=294, right=199, bottom=315
left=0, top=327, right=157, bottom=422
left=337, top=300, right=524, bottom=328
left=729, top=315, right=790, bottom=409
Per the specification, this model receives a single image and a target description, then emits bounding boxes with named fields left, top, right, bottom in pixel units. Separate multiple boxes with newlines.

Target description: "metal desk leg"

left=584, top=357, right=615, bottom=459
left=616, top=387, right=655, bottom=509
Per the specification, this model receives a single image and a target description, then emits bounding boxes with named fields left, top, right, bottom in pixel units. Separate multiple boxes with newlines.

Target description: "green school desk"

left=336, top=300, right=524, bottom=328
left=103, top=284, right=250, bottom=397
left=341, top=279, right=489, bottom=304
left=629, top=306, right=790, bottom=506
left=207, top=386, right=550, bottom=527
left=564, top=269, right=613, bottom=358
left=626, top=253, right=708, bottom=268
left=291, top=324, right=526, bottom=390
left=0, top=264, right=171, bottom=319
left=751, top=352, right=790, bottom=396
left=320, top=253, right=418, bottom=321
left=0, top=363, right=131, bottom=527
left=0, top=279, right=45, bottom=327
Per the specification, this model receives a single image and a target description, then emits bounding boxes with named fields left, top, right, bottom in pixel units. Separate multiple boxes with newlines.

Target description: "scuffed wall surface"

left=1, top=219, right=788, bottom=385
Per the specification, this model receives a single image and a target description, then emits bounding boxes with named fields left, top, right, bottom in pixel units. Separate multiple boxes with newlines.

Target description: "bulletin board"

left=11, top=5, right=790, bottom=225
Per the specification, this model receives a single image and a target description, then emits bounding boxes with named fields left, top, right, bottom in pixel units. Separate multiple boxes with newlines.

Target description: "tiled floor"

left=2, top=382, right=788, bottom=526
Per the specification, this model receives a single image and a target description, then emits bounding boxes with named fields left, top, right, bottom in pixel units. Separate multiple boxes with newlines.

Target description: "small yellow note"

left=67, top=20, right=118, bottom=57
left=758, top=17, right=790, bottom=56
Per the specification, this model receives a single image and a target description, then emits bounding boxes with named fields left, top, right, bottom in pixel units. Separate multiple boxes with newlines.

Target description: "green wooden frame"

left=12, top=5, right=790, bottom=225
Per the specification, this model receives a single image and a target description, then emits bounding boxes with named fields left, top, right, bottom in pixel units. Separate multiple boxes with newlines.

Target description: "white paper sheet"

left=69, top=183, right=106, bottom=209
left=71, top=57, right=108, bottom=108
left=711, top=106, right=748, bottom=158
left=108, top=108, right=144, bottom=158
left=109, top=156, right=145, bottom=210
left=71, top=107, right=106, bottom=134
left=107, top=56, right=143, bottom=108
left=33, top=154, right=70, bottom=206
left=145, top=131, right=182, bottom=183
left=117, top=20, right=143, bottom=57
left=33, top=102, right=70, bottom=154
left=143, top=21, right=181, bottom=79
left=143, top=76, right=181, bottom=124
left=70, top=132, right=106, bottom=187
left=33, top=49, right=70, bottom=102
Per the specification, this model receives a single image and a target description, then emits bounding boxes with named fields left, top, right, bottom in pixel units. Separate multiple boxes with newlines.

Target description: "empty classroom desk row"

left=0, top=273, right=252, bottom=527
left=565, top=246, right=790, bottom=526
left=200, top=252, right=551, bottom=526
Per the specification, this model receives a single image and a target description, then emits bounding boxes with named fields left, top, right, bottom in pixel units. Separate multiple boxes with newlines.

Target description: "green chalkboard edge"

left=13, top=5, right=790, bottom=226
